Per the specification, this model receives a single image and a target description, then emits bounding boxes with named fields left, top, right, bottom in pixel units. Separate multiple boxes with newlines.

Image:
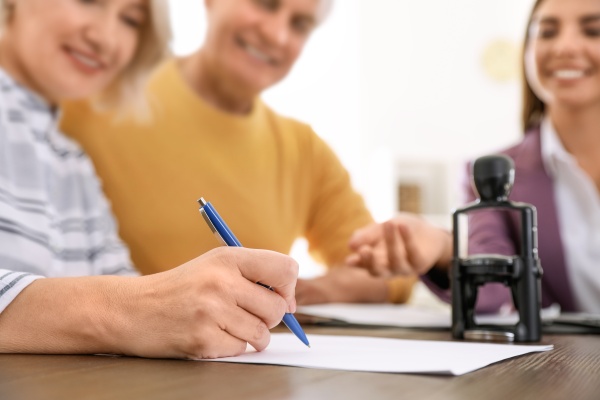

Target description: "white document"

left=296, top=303, right=561, bottom=328
left=207, top=334, right=553, bottom=376
left=297, top=303, right=451, bottom=328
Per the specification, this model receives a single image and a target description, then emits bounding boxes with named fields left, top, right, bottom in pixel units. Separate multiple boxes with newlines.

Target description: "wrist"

left=363, top=277, right=389, bottom=303
left=88, top=275, right=142, bottom=355
left=56, top=275, right=142, bottom=355
left=434, top=230, right=453, bottom=271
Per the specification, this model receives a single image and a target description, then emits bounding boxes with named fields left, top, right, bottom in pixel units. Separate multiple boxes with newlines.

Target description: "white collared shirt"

left=540, top=117, right=600, bottom=312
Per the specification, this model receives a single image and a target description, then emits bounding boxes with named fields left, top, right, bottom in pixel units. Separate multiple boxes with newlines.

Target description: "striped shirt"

left=0, top=68, right=137, bottom=314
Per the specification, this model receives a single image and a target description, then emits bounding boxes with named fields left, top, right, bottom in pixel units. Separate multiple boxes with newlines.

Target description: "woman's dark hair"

left=521, top=0, right=547, bottom=132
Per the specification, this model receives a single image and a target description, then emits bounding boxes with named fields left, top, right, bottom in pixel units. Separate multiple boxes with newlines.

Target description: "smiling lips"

left=551, top=68, right=589, bottom=80
left=64, top=46, right=107, bottom=73
left=236, top=37, right=278, bottom=66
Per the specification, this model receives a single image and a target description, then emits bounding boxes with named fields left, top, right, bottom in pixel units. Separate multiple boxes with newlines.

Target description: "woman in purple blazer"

left=347, top=0, right=600, bottom=313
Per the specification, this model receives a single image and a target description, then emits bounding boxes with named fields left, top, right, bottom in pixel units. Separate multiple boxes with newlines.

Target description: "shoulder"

left=261, top=102, right=312, bottom=133
left=466, top=128, right=541, bottom=171
left=498, top=128, right=542, bottom=173
left=259, top=102, right=327, bottom=150
left=500, top=128, right=540, bottom=158
left=146, top=58, right=189, bottom=99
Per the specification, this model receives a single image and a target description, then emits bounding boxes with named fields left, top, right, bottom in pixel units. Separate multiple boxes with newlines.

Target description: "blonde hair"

left=0, top=0, right=172, bottom=120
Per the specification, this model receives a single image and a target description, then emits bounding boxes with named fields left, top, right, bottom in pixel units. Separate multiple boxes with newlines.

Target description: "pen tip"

left=307, top=344, right=311, bottom=348
left=198, top=198, right=207, bottom=206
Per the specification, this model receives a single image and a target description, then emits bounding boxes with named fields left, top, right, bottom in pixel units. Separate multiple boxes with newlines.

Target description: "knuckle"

left=235, top=341, right=248, bottom=356
left=283, top=257, right=299, bottom=278
left=265, top=299, right=287, bottom=328
left=253, top=321, right=270, bottom=344
left=186, top=328, right=215, bottom=359
left=253, top=325, right=271, bottom=352
left=210, top=247, right=240, bottom=270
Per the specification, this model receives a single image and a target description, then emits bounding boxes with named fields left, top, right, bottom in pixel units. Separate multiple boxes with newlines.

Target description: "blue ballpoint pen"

left=197, top=198, right=310, bottom=348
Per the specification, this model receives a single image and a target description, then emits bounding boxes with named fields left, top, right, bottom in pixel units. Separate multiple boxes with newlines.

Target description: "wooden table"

left=1, top=326, right=599, bottom=400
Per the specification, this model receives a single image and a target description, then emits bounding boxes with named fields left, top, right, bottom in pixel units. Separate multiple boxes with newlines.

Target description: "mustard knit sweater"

left=61, top=60, right=414, bottom=303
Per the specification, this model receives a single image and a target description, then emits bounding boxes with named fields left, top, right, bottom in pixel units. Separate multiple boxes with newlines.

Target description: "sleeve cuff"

left=0, top=274, right=45, bottom=314
left=386, top=275, right=418, bottom=303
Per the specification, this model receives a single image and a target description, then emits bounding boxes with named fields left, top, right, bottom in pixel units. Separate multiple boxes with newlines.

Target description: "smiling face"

left=525, top=0, right=600, bottom=110
left=0, top=0, right=147, bottom=104
left=201, top=0, right=320, bottom=97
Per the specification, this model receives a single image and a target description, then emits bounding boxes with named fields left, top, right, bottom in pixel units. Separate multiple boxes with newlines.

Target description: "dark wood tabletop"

left=1, top=326, right=599, bottom=400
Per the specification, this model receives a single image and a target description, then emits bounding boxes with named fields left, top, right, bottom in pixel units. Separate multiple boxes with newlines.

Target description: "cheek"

left=115, top=31, right=142, bottom=72
left=526, top=44, right=549, bottom=84
left=590, top=48, right=600, bottom=67
left=533, top=46, right=547, bottom=72
left=524, top=47, right=551, bottom=101
left=280, top=41, right=305, bottom=70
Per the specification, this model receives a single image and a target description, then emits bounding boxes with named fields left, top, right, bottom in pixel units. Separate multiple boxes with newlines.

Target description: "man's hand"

left=345, top=213, right=452, bottom=277
left=295, top=266, right=389, bottom=305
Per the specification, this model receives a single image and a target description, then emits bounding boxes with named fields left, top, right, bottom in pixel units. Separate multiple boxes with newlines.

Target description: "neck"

left=0, top=35, right=56, bottom=106
left=179, top=50, right=255, bottom=115
left=548, top=103, right=600, bottom=183
left=549, top=104, right=600, bottom=156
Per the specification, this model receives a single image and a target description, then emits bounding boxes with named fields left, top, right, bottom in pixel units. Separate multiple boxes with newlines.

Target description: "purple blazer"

left=425, top=128, right=577, bottom=312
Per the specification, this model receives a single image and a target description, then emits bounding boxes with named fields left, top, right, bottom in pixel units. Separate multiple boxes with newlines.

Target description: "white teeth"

left=554, top=70, right=585, bottom=79
left=244, top=44, right=274, bottom=64
left=69, top=50, right=102, bottom=69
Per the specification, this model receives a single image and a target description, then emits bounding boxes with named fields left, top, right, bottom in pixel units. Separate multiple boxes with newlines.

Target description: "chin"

left=57, top=83, right=102, bottom=102
left=231, top=70, right=281, bottom=94
left=233, top=78, right=269, bottom=96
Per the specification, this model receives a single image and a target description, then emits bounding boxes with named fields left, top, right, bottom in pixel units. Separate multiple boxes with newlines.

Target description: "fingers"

left=295, top=278, right=329, bottom=305
left=219, top=306, right=272, bottom=352
left=220, top=248, right=299, bottom=312
left=187, top=329, right=248, bottom=360
left=348, top=223, right=383, bottom=251
left=398, top=222, right=451, bottom=274
left=397, top=223, right=426, bottom=274
left=353, top=220, right=419, bottom=276
left=345, top=252, right=361, bottom=266
left=384, top=221, right=404, bottom=274
left=234, top=278, right=289, bottom=328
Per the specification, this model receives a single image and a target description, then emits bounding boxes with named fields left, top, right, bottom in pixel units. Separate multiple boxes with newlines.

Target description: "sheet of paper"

left=296, top=303, right=561, bottom=328
left=297, top=303, right=450, bottom=328
left=206, top=334, right=553, bottom=376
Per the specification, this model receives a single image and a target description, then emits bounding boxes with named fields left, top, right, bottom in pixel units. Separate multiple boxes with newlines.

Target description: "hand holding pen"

left=198, top=198, right=310, bottom=348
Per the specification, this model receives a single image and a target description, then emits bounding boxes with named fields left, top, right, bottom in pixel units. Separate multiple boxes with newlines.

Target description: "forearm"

left=0, top=275, right=136, bottom=355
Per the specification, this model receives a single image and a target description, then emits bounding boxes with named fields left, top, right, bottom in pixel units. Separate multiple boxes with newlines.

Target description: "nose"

left=83, top=12, right=120, bottom=60
left=552, top=25, right=583, bottom=58
left=258, top=12, right=290, bottom=48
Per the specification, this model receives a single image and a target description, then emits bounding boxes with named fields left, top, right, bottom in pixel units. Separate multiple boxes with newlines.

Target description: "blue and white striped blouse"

left=0, top=68, right=137, bottom=314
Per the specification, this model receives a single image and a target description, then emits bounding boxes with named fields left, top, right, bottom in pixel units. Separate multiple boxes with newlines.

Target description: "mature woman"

left=348, top=0, right=600, bottom=313
left=0, top=0, right=298, bottom=359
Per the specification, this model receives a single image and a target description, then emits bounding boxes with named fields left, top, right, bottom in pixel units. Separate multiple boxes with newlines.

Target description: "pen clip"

left=199, top=207, right=228, bottom=246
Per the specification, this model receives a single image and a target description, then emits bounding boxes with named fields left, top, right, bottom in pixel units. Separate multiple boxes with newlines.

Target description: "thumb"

left=348, top=223, right=382, bottom=250
left=397, top=223, right=429, bottom=274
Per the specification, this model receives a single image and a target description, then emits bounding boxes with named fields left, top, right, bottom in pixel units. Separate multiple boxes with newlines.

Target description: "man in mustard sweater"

left=61, top=0, right=415, bottom=304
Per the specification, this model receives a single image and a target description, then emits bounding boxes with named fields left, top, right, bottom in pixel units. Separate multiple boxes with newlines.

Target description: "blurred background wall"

left=168, top=0, right=537, bottom=277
